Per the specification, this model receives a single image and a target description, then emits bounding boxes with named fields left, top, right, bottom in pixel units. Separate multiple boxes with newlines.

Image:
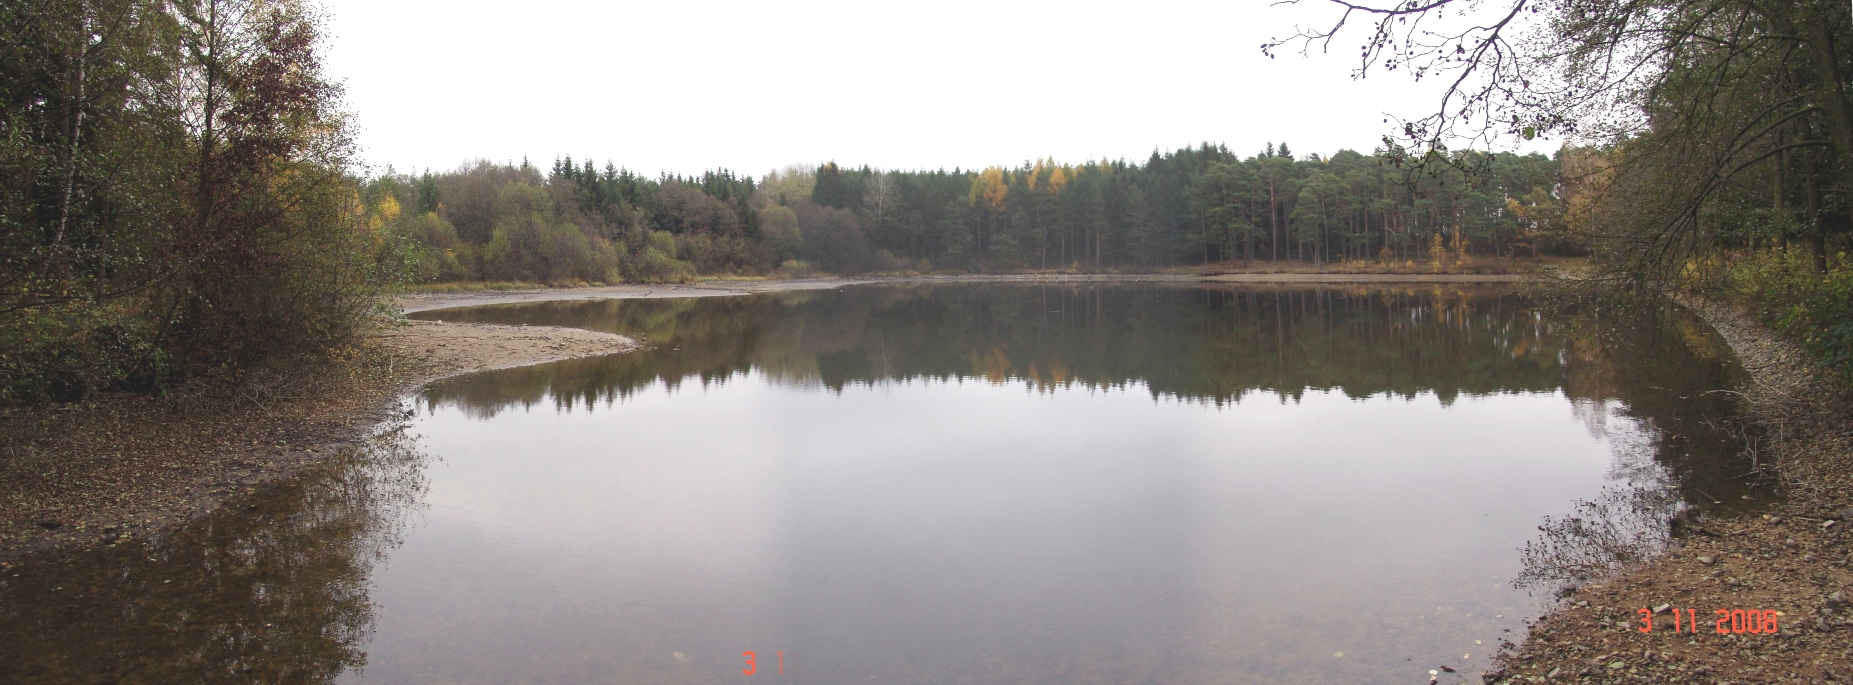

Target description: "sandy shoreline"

left=378, top=320, right=639, bottom=379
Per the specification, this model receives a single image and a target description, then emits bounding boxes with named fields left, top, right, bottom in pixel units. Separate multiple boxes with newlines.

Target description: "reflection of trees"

left=1512, top=299, right=1756, bottom=595
left=1515, top=484, right=1682, bottom=595
left=417, top=284, right=1595, bottom=417
left=0, top=424, right=427, bottom=684
left=419, top=285, right=1757, bottom=599
left=1550, top=299, right=1757, bottom=514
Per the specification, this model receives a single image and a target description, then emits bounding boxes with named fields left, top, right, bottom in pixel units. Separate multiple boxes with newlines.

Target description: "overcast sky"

left=319, top=0, right=1543, bottom=177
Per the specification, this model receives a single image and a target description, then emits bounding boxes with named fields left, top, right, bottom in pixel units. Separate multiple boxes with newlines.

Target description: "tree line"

left=1562, top=0, right=1853, bottom=379
left=1279, top=0, right=1852, bottom=379
left=16, top=0, right=1843, bottom=404
left=361, top=145, right=1571, bottom=286
left=415, top=284, right=1735, bottom=438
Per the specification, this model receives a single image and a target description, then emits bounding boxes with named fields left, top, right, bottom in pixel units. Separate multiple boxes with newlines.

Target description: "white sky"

left=320, top=0, right=1546, bottom=177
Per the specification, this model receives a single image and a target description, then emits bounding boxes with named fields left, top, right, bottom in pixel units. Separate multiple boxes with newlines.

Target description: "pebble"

left=1697, top=556, right=1716, bottom=565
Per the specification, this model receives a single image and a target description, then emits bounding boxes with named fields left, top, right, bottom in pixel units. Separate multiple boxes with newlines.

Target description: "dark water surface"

left=1, top=284, right=1756, bottom=684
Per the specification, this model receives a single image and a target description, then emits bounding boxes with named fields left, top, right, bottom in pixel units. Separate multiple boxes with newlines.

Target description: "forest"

left=1276, top=0, right=1853, bottom=380
left=361, top=147, right=1568, bottom=285
left=3, top=0, right=388, bottom=402
left=4, top=0, right=1852, bottom=403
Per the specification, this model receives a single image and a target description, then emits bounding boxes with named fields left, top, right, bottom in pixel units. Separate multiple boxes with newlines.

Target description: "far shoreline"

left=397, top=271, right=1530, bottom=314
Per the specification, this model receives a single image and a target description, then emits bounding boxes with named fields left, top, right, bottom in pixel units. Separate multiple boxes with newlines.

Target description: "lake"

left=0, top=283, right=1754, bottom=684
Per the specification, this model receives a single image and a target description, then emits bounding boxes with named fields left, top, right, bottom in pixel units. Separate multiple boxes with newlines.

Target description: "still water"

left=0, top=284, right=1753, bottom=684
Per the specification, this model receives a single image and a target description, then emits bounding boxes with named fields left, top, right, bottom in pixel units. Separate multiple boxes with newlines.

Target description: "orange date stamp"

left=1635, top=607, right=1781, bottom=635
left=741, top=650, right=784, bottom=675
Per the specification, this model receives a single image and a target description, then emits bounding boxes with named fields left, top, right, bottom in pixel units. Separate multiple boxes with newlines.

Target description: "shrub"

left=794, top=201, right=870, bottom=273
left=1730, top=250, right=1853, bottom=382
left=627, top=232, right=697, bottom=283
left=774, top=260, right=818, bottom=279
left=2, top=0, right=396, bottom=402
left=0, top=305, right=167, bottom=403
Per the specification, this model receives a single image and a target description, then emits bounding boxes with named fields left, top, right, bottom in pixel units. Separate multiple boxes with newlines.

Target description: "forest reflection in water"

left=0, top=284, right=1756, bottom=684
left=0, top=425, right=428, bottom=684
left=416, top=283, right=1753, bottom=514
left=380, top=284, right=1756, bottom=683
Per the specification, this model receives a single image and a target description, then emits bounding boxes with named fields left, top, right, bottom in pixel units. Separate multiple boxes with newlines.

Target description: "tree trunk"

left=1806, top=149, right=1828, bottom=274
left=1243, top=202, right=1253, bottom=268
left=1774, top=128, right=1788, bottom=251
left=1268, top=180, right=1279, bottom=263
left=1804, top=18, right=1853, bottom=269
left=46, top=5, right=90, bottom=284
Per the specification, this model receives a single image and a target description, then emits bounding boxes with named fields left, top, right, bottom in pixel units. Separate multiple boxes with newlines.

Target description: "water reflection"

left=418, top=286, right=1575, bottom=408
left=0, top=285, right=1752, bottom=684
left=1515, top=484, right=1683, bottom=595
left=377, top=284, right=1753, bottom=683
left=415, top=284, right=1750, bottom=506
left=0, top=424, right=427, bottom=684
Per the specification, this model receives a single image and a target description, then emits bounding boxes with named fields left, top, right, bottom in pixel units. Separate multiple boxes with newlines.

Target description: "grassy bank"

left=1728, top=250, right=1853, bottom=384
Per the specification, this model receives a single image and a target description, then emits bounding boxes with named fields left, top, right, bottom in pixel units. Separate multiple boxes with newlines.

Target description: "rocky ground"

left=1487, top=300, right=1853, bottom=685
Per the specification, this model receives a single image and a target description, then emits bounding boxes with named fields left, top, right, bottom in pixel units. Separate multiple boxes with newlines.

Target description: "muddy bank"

left=1488, top=300, right=1853, bottom=684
